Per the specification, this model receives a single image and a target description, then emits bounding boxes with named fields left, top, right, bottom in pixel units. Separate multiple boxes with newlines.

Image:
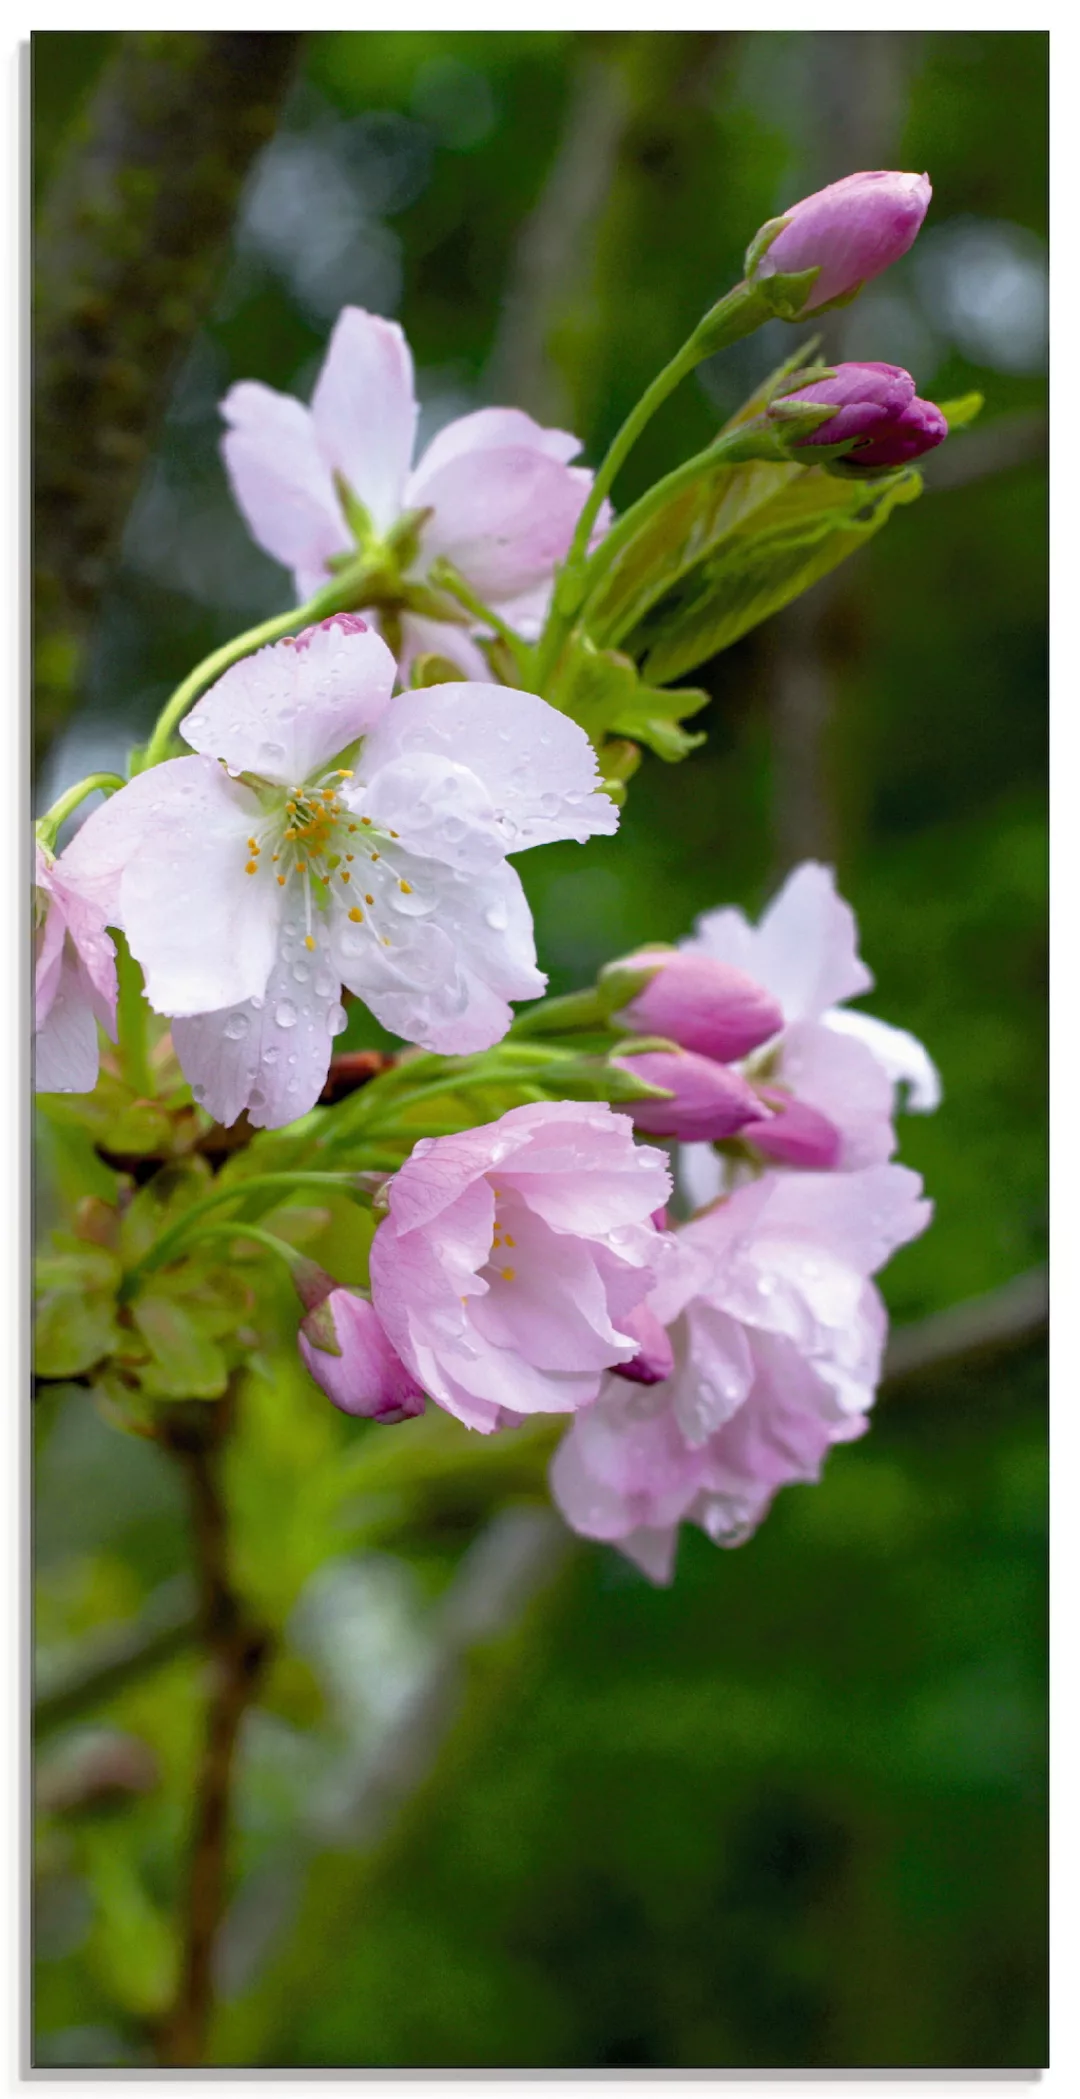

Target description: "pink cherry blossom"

left=368, top=1101, right=673, bottom=1434
left=61, top=618, right=617, bottom=1128
left=221, top=306, right=603, bottom=675
left=750, top=171, right=932, bottom=316
left=298, top=1290, right=425, bottom=1423
left=676, top=861, right=941, bottom=1209
left=550, top=1162, right=931, bottom=1582
left=34, top=842, right=118, bottom=1094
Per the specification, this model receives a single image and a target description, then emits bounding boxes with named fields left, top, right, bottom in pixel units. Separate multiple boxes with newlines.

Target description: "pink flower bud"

left=776, top=362, right=947, bottom=470
left=610, top=948, right=783, bottom=1063
left=741, top=1093, right=841, bottom=1169
left=298, top=1289, right=425, bottom=1423
left=615, top=1049, right=763, bottom=1142
left=750, top=170, right=932, bottom=315
left=612, top=1303, right=675, bottom=1387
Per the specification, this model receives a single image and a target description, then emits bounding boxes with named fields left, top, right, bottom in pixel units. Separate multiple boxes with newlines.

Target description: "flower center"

left=485, top=1186, right=518, bottom=1283
left=242, top=767, right=415, bottom=955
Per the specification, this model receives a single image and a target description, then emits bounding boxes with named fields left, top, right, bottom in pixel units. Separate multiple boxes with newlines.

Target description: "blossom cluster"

left=34, top=165, right=945, bottom=1586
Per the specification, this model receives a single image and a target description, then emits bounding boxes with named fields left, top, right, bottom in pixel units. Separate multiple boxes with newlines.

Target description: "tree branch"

left=154, top=1394, right=271, bottom=2069
left=33, top=31, right=306, bottom=767
left=882, top=1264, right=1047, bottom=1387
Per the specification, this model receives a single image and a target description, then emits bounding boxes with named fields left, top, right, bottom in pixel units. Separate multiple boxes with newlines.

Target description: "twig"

left=883, top=1264, right=1048, bottom=1387
left=155, top=1392, right=271, bottom=2068
left=34, top=1575, right=199, bottom=1739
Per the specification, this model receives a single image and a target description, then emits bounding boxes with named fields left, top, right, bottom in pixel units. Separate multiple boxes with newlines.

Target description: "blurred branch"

left=33, top=1575, right=199, bottom=1741
left=33, top=30, right=306, bottom=767
left=883, top=1265, right=1048, bottom=1387
left=156, top=1397, right=272, bottom=2069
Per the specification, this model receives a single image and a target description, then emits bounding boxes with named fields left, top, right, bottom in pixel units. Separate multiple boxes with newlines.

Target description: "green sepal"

left=299, top=1297, right=343, bottom=1356
left=756, top=265, right=823, bottom=322
left=744, top=213, right=791, bottom=278
left=35, top=1243, right=123, bottom=1379
left=410, top=652, right=467, bottom=687
left=332, top=471, right=376, bottom=554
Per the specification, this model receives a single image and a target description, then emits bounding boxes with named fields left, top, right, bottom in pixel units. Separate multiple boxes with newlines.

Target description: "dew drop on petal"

left=275, top=999, right=298, bottom=1030
left=263, top=1047, right=278, bottom=1065
left=293, top=963, right=310, bottom=984
left=223, top=1012, right=249, bottom=1040
left=483, top=901, right=508, bottom=931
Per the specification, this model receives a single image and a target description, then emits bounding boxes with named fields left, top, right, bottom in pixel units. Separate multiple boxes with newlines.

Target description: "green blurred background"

left=33, top=31, right=1047, bottom=2069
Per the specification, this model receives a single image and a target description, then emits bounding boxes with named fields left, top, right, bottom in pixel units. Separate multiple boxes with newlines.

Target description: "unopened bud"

left=613, top=1303, right=675, bottom=1387
left=773, top=361, right=947, bottom=471
left=747, top=169, right=932, bottom=318
left=606, top=948, right=783, bottom=1062
left=613, top=1048, right=763, bottom=1142
left=298, top=1289, right=425, bottom=1423
left=741, top=1094, right=841, bottom=1169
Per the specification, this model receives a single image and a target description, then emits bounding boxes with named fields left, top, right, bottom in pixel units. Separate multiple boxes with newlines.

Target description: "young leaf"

left=550, top=635, right=709, bottom=762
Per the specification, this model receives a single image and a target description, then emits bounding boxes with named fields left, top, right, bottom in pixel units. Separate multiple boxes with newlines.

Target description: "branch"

left=155, top=1395, right=271, bottom=2068
left=33, top=31, right=305, bottom=766
left=883, top=1265, right=1047, bottom=1386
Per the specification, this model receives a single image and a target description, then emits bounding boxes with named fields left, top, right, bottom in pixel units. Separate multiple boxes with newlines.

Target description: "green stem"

left=36, top=772, right=126, bottom=849
left=120, top=1170, right=367, bottom=1297
left=142, top=590, right=342, bottom=770
left=194, top=1220, right=310, bottom=1273
left=427, top=560, right=534, bottom=682
left=508, top=988, right=607, bottom=1038
left=115, top=934, right=154, bottom=1098
left=537, top=279, right=774, bottom=682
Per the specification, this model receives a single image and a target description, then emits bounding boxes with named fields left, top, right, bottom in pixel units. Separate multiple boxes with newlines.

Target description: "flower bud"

left=298, top=1289, right=425, bottom=1423
left=613, top=1049, right=763, bottom=1142
left=291, top=612, right=370, bottom=651
left=774, top=362, right=946, bottom=470
left=613, top=1303, right=675, bottom=1387
left=748, top=170, right=932, bottom=317
left=741, top=1094, right=841, bottom=1169
left=607, top=948, right=783, bottom=1063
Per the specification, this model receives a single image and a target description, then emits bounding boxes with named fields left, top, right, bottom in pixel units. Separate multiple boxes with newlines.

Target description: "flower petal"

left=823, top=1007, right=942, bottom=1112
left=171, top=921, right=343, bottom=1128
left=220, top=380, right=350, bottom=591
left=414, top=444, right=592, bottom=602
left=310, top=307, right=417, bottom=534
left=34, top=953, right=101, bottom=1093
left=182, top=620, right=397, bottom=785
left=357, top=683, right=618, bottom=851
left=776, top=1017, right=896, bottom=1168
left=753, top=861, right=873, bottom=1018
left=407, top=406, right=581, bottom=498
left=113, top=759, right=280, bottom=1016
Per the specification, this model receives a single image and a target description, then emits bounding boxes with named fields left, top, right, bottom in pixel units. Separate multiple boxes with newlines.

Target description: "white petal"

left=310, top=307, right=417, bottom=534
left=412, top=444, right=591, bottom=602
left=182, top=620, right=397, bottom=785
left=677, top=1141, right=726, bottom=1217
left=823, top=1007, right=942, bottom=1112
left=34, top=955, right=100, bottom=1093
left=754, top=862, right=873, bottom=1019
left=407, top=406, right=581, bottom=497
left=356, top=683, right=618, bottom=851
left=117, top=761, right=281, bottom=1016
left=171, top=925, right=342, bottom=1129
left=777, top=1018, right=896, bottom=1170
left=220, top=380, right=350, bottom=588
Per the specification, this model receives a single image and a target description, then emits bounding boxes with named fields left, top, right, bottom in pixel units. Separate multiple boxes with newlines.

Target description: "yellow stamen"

left=399, top=880, right=412, bottom=894
left=341, top=870, right=351, bottom=883
left=305, top=935, right=315, bottom=951
left=336, top=769, right=354, bottom=779
left=500, top=1268, right=516, bottom=1282
left=364, top=893, right=374, bottom=905
left=348, top=906, right=364, bottom=922
left=504, top=1235, right=515, bottom=1248
left=361, top=817, right=372, bottom=826
left=245, top=860, right=257, bottom=875
left=277, top=874, right=286, bottom=885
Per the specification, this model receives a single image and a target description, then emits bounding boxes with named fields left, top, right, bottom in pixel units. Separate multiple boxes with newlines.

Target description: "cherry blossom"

left=61, top=618, right=617, bottom=1127
left=674, top=861, right=940, bottom=1209
left=550, top=1162, right=931, bottom=1582
left=368, top=1101, right=673, bottom=1434
left=34, top=842, right=118, bottom=1095
left=221, top=306, right=603, bottom=675
left=298, top=1289, right=425, bottom=1423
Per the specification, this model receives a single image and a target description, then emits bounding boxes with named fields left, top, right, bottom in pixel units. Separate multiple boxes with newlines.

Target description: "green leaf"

left=936, top=391, right=985, bottom=431
left=636, top=465, right=923, bottom=686
left=80, top=1824, right=178, bottom=2021
left=35, top=1245, right=123, bottom=1378
left=551, top=636, right=709, bottom=762
left=129, top=1289, right=230, bottom=1399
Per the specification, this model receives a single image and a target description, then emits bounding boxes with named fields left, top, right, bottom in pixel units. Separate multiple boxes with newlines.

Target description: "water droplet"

left=223, top=1012, right=249, bottom=1040
left=328, top=1003, right=348, bottom=1037
left=263, top=1047, right=278, bottom=1065
left=483, top=901, right=508, bottom=931
left=539, top=792, right=560, bottom=817
left=292, top=963, right=310, bottom=984
left=314, top=968, right=337, bottom=997
left=441, top=817, right=465, bottom=843
left=191, top=1083, right=206, bottom=1103
left=258, top=740, right=286, bottom=768
left=275, top=999, right=298, bottom=1029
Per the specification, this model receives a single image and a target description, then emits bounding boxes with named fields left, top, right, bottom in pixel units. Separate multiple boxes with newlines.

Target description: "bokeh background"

left=33, top=30, right=1047, bottom=2070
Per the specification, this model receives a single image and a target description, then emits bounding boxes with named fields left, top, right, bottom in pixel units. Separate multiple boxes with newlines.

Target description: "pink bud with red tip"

left=775, top=362, right=947, bottom=471
left=298, top=1289, right=425, bottom=1422
left=615, top=1049, right=763, bottom=1142
left=749, top=169, right=932, bottom=316
left=613, top=1303, right=675, bottom=1387
left=607, top=948, right=783, bottom=1063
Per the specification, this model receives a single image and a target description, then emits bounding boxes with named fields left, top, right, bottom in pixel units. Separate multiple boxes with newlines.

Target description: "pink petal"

left=774, top=1018, right=896, bottom=1168
left=407, top=406, right=581, bottom=496
left=34, top=953, right=101, bottom=1093
left=753, top=861, right=873, bottom=1019
left=310, top=307, right=417, bottom=535
left=416, top=443, right=593, bottom=602
left=823, top=1007, right=942, bottom=1112
left=220, top=379, right=350, bottom=591
left=182, top=619, right=397, bottom=786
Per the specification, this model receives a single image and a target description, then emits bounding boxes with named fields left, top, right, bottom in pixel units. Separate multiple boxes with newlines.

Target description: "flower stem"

left=194, top=1219, right=310, bottom=1273
left=35, top=772, right=126, bottom=850
left=427, top=559, right=535, bottom=682
left=119, top=1170, right=368, bottom=1297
